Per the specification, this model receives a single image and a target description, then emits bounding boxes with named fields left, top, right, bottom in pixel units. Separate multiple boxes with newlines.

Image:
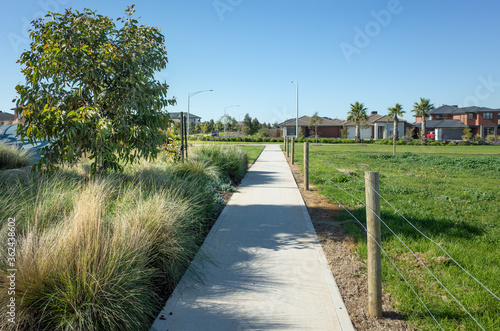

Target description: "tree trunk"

left=393, top=117, right=398, bottom=155
left=421, top=116, right=426, bottom=142
left=355, top=125, right=360, bottom=143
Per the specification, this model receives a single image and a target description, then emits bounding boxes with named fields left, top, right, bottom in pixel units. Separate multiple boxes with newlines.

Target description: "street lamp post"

left=291, top=81, right=299, bottom=138
left=187, top=89, right=213, bottom=136
left=224, top=105, right=240, bottom=135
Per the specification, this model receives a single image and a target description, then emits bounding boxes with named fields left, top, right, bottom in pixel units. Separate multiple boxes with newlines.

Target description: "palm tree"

left=347, top=102, right=368, bottom=143
left=387, top=103, right=405, bottom=155
left=412, top=98, right=434, bottom=141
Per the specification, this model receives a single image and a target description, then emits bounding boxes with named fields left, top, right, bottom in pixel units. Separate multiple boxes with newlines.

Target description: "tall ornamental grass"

left=0, top=145, right=248, bottom=330
left=0, top=143, right=34, bottom=170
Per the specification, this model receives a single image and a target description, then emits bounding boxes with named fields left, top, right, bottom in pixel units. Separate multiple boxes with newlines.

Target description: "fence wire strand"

left=309, top=164, right=485, bottom=330
left=299, top=147, right=491, bottom=330
left=311, top=150, right=500, bottom=303
left=308, top=168, right=445, bottom=331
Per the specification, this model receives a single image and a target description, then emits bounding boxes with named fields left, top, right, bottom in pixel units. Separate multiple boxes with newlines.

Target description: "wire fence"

left=283, top=139, right=499, bottom=330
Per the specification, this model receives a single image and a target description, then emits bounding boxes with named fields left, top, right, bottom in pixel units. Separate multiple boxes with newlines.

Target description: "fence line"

left=308, top=162, right=485, bottom=330
left=307, top=168, right=445, bottom=330
left=312, top=153, right=500, bottom=303
left=287, top=144, right=493, bottom=329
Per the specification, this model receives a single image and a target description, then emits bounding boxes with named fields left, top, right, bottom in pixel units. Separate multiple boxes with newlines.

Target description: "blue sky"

left=2, top=0, right=500, bottom=124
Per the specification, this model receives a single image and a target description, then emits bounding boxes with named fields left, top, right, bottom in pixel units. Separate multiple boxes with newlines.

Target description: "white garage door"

left=347, top=127, right=372, bottom=139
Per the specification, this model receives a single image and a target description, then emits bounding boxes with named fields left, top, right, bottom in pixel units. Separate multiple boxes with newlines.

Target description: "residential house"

left=278, top=116, right=344, bottom=138
left=415, top=105, right=500, bottom=140
left=0, top=111, right=15, bottom=125
left=169, top=112, right=202, bottom=125
left=341, top=112, right=409, bottom=139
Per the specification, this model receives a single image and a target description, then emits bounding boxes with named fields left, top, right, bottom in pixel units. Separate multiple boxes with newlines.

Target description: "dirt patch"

left=287, top=157, right=414, bottom=330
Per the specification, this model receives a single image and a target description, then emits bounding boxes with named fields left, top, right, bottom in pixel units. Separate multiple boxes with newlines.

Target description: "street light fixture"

left=224, top=105, right=240, bottom=135
left=291, top=81, right=299, bottom=138
left=187, top=89, right=213, bottom=136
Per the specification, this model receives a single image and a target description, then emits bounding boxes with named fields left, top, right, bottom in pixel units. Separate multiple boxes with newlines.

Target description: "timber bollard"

left=365, top=171, right=382, bottom=318
left=180, top=112, right=185, bottom=162
left=304, top=142, right=309, bottom=191
left=184, top=116, right=188, bottom=160
left=286, top=138, right=290, bottom=158
left=291, top=137, right=295, bottom=164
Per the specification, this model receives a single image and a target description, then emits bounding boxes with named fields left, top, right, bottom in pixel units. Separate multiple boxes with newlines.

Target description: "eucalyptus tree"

left=387, top=103, right=405, bottom=155
left=15, top=6, right=176, bottom=173
left=347, top=102, right=368, bottom=143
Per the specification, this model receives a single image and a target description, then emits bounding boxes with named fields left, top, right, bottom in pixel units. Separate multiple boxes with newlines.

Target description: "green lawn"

left=296, top=142, right=500, bottom=156
left=238, top=145, right=265, bottom=164
left=289, top=143, right=500, bottom=330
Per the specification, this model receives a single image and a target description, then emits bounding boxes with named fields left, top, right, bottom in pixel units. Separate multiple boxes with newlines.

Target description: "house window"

left=377, top=126, right=384, bottom=139
left=483, top=112, right=493, bottom=120
left=483, top=127, right=495, bottom=137
left=468, top=113, right=474, bottom=120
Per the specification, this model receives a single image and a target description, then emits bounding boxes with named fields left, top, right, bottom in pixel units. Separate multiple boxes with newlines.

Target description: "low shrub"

left=379, top=139, right=389, bottom=145
left=486, top=135, right=498, bottom=142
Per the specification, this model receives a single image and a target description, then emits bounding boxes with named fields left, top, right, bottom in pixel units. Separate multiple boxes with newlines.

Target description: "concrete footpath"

left=151, top=144, right=354, bottom=331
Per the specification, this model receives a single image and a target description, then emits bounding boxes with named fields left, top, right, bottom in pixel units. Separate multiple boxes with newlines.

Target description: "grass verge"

left=290, top=144, right=500, bottom=330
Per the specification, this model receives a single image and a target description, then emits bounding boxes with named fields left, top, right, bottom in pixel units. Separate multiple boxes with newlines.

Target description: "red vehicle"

left=426, top=130, right=435, bottom=139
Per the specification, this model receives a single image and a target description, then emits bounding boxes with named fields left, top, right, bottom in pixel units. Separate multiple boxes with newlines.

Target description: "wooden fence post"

left=180, top=112, right=185, bottom=162
left=291, top=137, right=295, bottom=164
left=287, top=138, right=290, bottom=158
left=365, top=171, right=382, bottom=318
left=304, top=142, right=309, bottom=191
left=284, top=136, right=287, bottom=154
left=184, top=115, right=188, bottom=160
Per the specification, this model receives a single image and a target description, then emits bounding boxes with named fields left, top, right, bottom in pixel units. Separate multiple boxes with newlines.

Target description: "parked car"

left=426, top=130, right=435, bottom=139
left=211, top=131, right=219, bottom=137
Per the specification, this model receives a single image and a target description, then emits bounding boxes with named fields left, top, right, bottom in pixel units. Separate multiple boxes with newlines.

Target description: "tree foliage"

left=15, top=6, right=175, bottom=173
left=241, top=113, right=260, bottom=136
left=309, top=112, right=324, bottom=143
left=412, top=98, right=434, bottom=142
left=347, top=102, right=368, bottom=142
left=462, top=126, right=473, bottom=142
left=203, top=119, right=215, bottom=134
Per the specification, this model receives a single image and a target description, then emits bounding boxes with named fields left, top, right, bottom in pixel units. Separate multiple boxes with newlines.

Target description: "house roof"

left=278, top=115, right=343, bottom=127
left=414, top=119, right=466, bottom=129
left=0, top=111, right=15, bottom=122
left=429, top=105, right=500, bottom=115
left=341, top=113, right=406, bottom=126
left=169, top=112, right=201, bottom=120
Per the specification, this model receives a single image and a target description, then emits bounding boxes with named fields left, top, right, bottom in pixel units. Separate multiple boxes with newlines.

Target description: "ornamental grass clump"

left=190, top=145, right=248, bottom=182
left=0, top=143, right=33, bottom=170
left=0, top=144, right=250, bottom=330
left=0, top=181, right=159, bottom=331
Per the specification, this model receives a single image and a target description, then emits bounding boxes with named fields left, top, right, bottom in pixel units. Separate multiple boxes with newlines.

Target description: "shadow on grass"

left=328, top=206, right=484, bottom=243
